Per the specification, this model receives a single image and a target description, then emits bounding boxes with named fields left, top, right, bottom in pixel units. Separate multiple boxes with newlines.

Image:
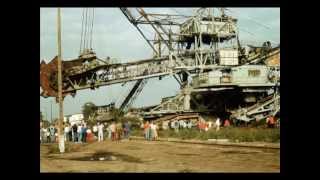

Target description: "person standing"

left=147, top=122, right=152, bottom=141
left=144, top=121, right=150, bottom=140
left=215, top=118, right=221, bottom=131
left=116, top=121, right=123, bottom=141
left=115, top=122, right=120, bottom=141
left=198, top=121, right=202, bottom=132
left=104, top=123, right=108, bottom=140
left=205, top=122, right=209, bottom=132
left=78, top=124, right=83, bottom=143
left=187, top=121, right=192, bottom=129
left=111, top=121, right=116, bottom=141
left=86, top=127, right=92, bottom=142
left=124, top=121, right=130, bottom=139
left=208, top=121, right=213, bottom=129
left=93, top=124, right=98, bottom=138
left=82, top=124, right=87, bottom=143
left=68, top=126, right=72, bottom=141
left=266, top=116, right=275, bottom=128
left=54, top=126, right=58, bottom=143
left=107, top=124, right=112, bottom=139
left=170, top=121, right=175, bottom=129
left=149, top=122, right=154, bottom=140
left=46, top=128, right=50, bottom=143
left=174, top=121, right=179, bottom=133
left=49, top=125, right=55, bottom=143
left=97, top=122, right=104, bottom=142
left=179, top=120, right=184, bottom=129
left=151, top=122, right=158, bottom=140
left=224, top=119, right=230, bottom=127
left=72, top=123, right=78, bottom=142
left=64, top=124, right=70, bottom=142
left=182, top=120, right=187, bottom=129
left=41, top=127, right=48, bottom=143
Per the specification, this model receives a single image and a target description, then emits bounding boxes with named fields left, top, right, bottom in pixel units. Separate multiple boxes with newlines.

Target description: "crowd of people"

left=156, top=118, right=231, bottom=133
left=197, top=118, right=231, bottom=132
left=139, top=118, right=232, bottom=141
left=142, top=121, right=158, bottom=141
left=40, top=120, right=132, bottom=144
left=40, top=124, right=58, bottom=143
left=266, top=115, right=277, bottom=128
left=41, top=116, right=277, bottom=144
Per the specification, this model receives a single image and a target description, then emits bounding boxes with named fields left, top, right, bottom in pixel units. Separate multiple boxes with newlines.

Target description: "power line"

left=84, top=8, right=89, bottom=50
left=226, top=8, right=273, bottom=30
left=238, top=28, right=279, bottom=45
left=90, top=8, right=95, bottom=49
left=79, top=8, right=85, bottom=54
left=79, top=8, right=95, bottom=54
left=170, top=8, right=183, bottom=16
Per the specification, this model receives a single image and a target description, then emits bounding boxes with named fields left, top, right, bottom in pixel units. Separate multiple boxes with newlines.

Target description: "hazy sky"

left=40, top=8, right=280, bottom=120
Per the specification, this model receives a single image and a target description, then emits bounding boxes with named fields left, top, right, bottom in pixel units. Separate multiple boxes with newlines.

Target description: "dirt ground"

left=40, top=139, right=280, bottom=172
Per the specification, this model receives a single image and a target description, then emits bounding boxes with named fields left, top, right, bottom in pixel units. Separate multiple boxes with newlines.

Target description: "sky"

left=40, top=8, right=280, bottom=120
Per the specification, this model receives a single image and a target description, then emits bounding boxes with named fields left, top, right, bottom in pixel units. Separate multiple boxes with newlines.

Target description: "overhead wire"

left=223, top=8, right=279, bottom=45
left=225, top=8, right=272, bottom=30
left=84, top=8, right=89, bottom=50
left=79, top=8, right=95, bottom=55
left=90, top=8, right=95, bottom=49
left=79, top=9, right=85, bottom=54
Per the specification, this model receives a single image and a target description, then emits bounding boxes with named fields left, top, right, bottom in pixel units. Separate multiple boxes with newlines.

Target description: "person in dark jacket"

left=72, top=124, right=78, bottom=142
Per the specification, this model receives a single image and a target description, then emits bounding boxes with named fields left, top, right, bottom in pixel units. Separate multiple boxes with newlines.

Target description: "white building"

left=68, top=113, right=84, bottom=125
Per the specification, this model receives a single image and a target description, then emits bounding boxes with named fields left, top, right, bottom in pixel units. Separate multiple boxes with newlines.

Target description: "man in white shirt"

left=98, top=122, right=104, bottom=142
left=208, top=121, right=213, bottom=129
left=64, top=124, right=70, bottom=142
left=170, top=121, right=175, bottom=129
left=215, top=118, right=221, bottom=131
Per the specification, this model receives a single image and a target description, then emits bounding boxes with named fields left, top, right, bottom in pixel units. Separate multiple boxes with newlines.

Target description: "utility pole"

left=50, top=99, right=53, bottom=123
left=57, top=8, right=65, bottom=153
left=45, top=107, right=48, bottom=121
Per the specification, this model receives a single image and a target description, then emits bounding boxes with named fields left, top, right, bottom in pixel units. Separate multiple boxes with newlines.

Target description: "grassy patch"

left=131, top=127, right=280, bottom=143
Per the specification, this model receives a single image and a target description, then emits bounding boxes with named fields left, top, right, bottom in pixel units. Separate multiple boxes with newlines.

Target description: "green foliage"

left=42, top=120, right=51, bottom=128
left=82, top=102, right=98, bottom=120
left=110, top=108, right=123, bottom=121
left=121, top=116, right=141, bottom=128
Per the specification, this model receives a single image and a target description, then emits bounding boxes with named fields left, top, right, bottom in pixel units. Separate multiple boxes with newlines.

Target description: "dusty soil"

left=40, top=139, right=280, bottom=172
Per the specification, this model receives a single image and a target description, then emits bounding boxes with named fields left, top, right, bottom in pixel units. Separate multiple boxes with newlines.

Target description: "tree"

left=42, top=120, right=50, bottom=128
left=82, top=102, right=98, bottom=120
left=108, top=108, right=124, bottom=122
